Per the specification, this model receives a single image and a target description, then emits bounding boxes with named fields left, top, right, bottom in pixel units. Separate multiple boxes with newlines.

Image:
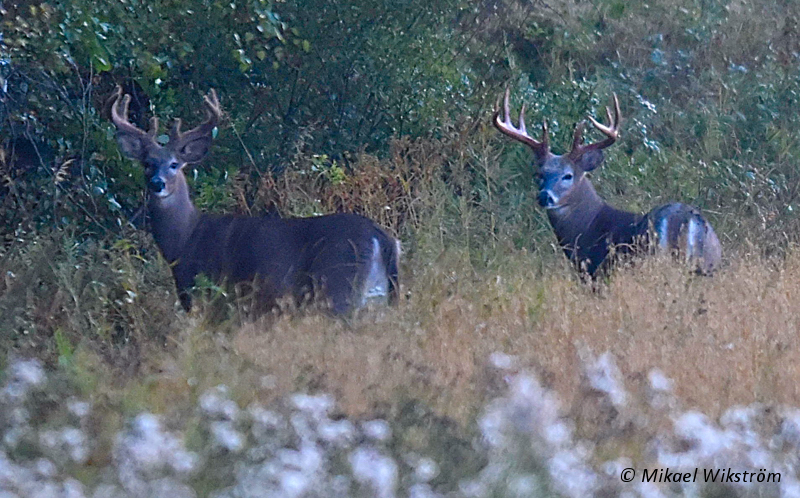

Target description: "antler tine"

left=148, top=117, right=159, bottom=138
left=111, top=88, right=141, bottom=136
left=170, top=89, right=222, bottom=144
left=110, top=85, right=158, bottom=139
left=493, top=88, right=549, bottom=156
left=571, top=121, right=585, bottom=151
left=196, top=89, right=222, bottom=134
left=587, top=93, right=620, bottom=138
left=570, top=93, right=621, bottom=159
left=205, top=89, right=222, bottom=120
left=169, top=118, right=183, bottom=142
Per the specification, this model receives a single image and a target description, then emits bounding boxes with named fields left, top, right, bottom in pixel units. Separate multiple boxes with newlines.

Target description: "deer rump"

left=563, top=202, right=721, bottom=277
left=171, top=212, right=399, bottom=314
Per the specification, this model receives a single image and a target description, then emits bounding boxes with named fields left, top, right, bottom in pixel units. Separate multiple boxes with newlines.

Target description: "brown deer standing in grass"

left=494, top=89, right=721, bottom=276
left=111, top=87, right=399, bottom=314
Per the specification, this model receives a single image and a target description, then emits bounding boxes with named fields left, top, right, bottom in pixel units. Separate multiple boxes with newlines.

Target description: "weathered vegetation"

left=3, top=0, right=800, bottom=496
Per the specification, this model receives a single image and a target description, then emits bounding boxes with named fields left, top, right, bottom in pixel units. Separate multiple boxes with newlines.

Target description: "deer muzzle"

left=148, top=176, right=167, bottom=195
left=538, top=189, right=557, bottom=208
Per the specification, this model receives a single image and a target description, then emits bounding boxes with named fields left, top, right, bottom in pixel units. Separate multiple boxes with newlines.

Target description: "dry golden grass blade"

left=219, top=250, right=800, bottom=425
left=54, top=158, right=74, bottom=185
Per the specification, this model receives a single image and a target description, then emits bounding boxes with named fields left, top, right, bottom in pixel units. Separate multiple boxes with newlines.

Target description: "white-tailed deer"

left=494, top=89, right=721, bottom=276
left=111, top=87, right=399, bottom=314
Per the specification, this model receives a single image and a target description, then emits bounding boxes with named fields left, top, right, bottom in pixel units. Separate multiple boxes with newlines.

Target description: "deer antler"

left=568, top=94, right=621, bottom=161
left=493, top=88, right=550, bottom=158
left=110, top=85, right=159, bottom=141
left=169, top=89, right=222, bottom=146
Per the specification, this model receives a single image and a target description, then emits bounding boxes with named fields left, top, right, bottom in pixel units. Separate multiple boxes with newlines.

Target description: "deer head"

left=111, top=86, right=222, bottom=199
left=494, top=89, right=620, bottom=211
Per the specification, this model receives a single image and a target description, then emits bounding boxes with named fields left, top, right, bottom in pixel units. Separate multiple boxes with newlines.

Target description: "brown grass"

left=225, top=247, right=800, bottom=428
left=6, top=231, right=800, bottom=477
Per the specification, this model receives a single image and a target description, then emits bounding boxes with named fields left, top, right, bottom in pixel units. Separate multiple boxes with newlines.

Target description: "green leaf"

left=93, top=53, right=112, bottom=72
left=55, top=329, right=74, bottom=367
left=608, top=1, right=625, bottom=19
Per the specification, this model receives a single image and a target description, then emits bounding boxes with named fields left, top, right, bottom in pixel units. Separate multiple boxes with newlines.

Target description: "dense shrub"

left=5, top=2, right=800, bottom=495
left=3, top=0, right=800, bottom=353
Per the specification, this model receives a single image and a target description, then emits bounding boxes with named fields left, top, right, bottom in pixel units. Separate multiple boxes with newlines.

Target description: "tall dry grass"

left=4, top=121, right=798, bottom=446
left=203, top=246, right=800, bottom=428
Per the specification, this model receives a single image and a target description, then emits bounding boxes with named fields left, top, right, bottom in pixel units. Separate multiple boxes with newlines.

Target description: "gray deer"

left=111, top=87, right=399, bottom=314
left=494, top=89, right=721, bottom=276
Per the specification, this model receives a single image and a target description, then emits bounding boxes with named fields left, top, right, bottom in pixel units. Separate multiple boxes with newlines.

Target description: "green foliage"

left=6, top=4, right=800, bottom=494
left=2, top=0, right=508, bottom=240
left=0, top=230, right=178, bottom=361
left=54, top=329, right=75, bottom=368
left=4, top=0, right=800, bottom=365
left=1, top=0, right=294, bottom=235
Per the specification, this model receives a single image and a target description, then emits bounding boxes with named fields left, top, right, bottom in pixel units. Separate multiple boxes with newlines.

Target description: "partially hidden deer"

left=111, top=87, right=399, bottom=314
left=494, top=89, right=722, bottom=276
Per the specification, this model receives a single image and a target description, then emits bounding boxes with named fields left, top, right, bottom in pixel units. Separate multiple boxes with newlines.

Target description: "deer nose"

left=538, top=190, right=555, bottom=208
left=148, top=176, right=166, bottom=193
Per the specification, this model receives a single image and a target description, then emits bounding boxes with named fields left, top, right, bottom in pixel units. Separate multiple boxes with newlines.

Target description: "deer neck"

left=546, top=176, right=606, bottom=246
left=148, top=172, right=199, bottom=263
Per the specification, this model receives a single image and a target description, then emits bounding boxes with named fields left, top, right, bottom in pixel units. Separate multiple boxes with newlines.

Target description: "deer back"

left=173, top=211, right=399, bottom=313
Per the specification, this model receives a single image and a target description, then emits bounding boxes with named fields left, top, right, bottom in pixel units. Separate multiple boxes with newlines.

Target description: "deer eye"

left=169, top=161, right=180, bottom=170
left=563, top=173, right=573, bottom=181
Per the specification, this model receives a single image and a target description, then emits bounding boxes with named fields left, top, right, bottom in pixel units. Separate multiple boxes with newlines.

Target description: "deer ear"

left=575, top=150, right=604, bottom=172
left=177, top=136, right=212, bottom=164
left=116, top=133, right=148, bottom=161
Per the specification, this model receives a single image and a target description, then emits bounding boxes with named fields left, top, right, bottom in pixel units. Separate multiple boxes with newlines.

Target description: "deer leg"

left=172, top=265, right=197, bottom=312
left=310, top=266, right=358, bottom=315
left=178, top=290, right=193, bottom=312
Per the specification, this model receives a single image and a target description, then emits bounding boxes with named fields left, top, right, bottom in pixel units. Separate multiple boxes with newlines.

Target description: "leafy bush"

left=4, top=0, right=800, bottom=360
